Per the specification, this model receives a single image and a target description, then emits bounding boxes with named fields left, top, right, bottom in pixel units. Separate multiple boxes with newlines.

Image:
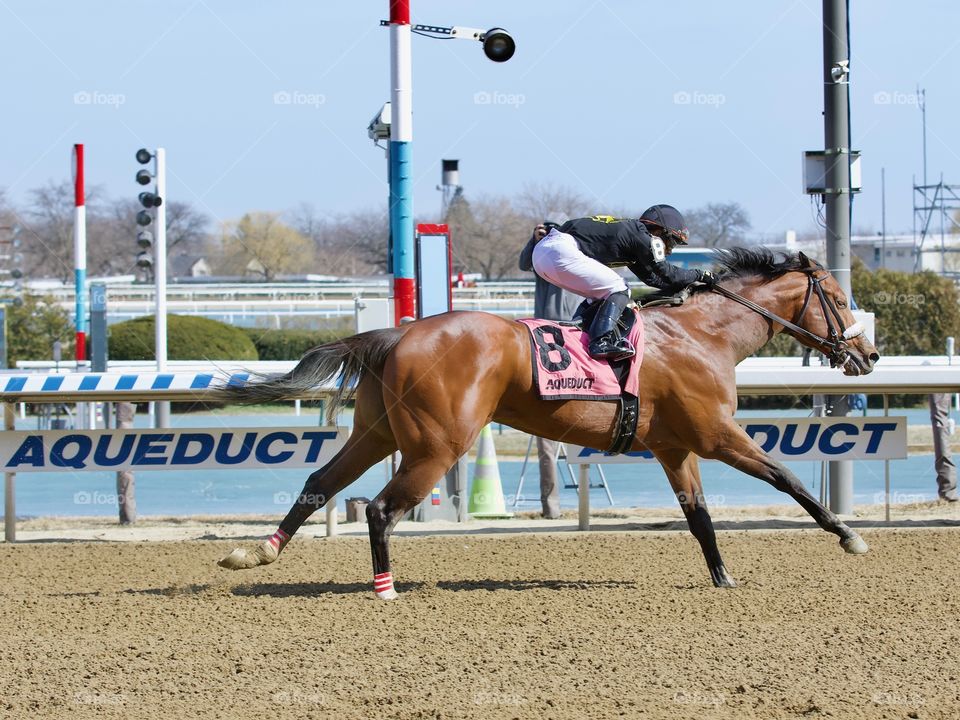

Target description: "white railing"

left=20, top=282, right=539, bottom=325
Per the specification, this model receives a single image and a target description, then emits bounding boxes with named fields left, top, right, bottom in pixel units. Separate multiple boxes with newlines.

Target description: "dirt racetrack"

left=2, top=528, right=960, bottom=719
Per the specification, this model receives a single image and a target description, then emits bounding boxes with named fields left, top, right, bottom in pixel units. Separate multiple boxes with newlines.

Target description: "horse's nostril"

left=869, top=352, right=880, bottom=363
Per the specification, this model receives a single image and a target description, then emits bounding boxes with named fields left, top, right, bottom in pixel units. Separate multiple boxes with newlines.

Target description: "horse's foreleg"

left=654, top=448, right=736, bottom=588
left=218, top=427, right=395, bottom=571
left=706, top=423, right=868, bottom=554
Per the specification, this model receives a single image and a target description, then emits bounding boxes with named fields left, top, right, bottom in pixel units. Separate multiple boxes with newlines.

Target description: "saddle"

left=518, top=307, right=643, bottom=454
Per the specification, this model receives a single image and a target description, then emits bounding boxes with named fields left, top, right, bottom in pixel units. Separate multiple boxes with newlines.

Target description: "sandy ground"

left=3, top=525, right=960, bottom=719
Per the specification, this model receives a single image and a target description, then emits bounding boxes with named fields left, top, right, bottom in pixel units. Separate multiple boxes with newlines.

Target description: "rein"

left=710, top=271, right=864, bottom=367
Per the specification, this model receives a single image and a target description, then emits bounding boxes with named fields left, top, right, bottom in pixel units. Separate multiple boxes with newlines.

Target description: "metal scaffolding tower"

left=913, top=178, right=960, bottom=277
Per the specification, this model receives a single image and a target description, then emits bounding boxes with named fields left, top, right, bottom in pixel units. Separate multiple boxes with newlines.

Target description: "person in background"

left=928, top=393, right=958, bottom=502
left=519, top=220, right=583, bottom=519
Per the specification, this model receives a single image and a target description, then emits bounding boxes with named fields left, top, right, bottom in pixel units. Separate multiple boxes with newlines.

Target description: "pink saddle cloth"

left=517, top=312, right=643, bottom=401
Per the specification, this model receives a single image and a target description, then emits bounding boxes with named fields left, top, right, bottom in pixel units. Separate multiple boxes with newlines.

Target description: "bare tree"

left=446, top=194, right=530, bottom=280
left=685, top=202, right=752, bottom=247
left=166, top=201, right=211, bottom=253
left=514, top=182, right=592, bottom=225
left=13, top=183, right=211, bottom=281
left=88, top=200, right=140, bottom=277
left=18, top=181, right=95, bottom=281
left=289, top=204, right=388, bottom=276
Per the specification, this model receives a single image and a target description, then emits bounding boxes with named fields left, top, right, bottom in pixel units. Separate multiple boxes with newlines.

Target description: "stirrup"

left=589, top=337, right=635, bottom=362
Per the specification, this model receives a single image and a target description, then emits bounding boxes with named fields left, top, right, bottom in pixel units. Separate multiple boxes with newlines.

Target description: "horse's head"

left=789, top=252, right=880, bottom=376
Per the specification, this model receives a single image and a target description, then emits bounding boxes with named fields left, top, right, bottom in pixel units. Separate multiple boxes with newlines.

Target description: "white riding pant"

left=531, top=229, right=628, bottom=300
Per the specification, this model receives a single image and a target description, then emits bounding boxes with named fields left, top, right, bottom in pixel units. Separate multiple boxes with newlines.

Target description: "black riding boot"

left=587, top=291, right=634, bottom=361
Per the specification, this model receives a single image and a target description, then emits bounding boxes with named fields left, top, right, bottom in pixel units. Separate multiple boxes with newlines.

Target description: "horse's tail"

left=218, top=328, right=406, bottom=423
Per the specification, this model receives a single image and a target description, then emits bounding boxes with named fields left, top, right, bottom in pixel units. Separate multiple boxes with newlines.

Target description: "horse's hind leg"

left=365, top=407, right=483, bottom=599
left=654, top=448, right=736, bottom=588
left=365, top=454, right=461, bottom=600
left=707, top=422, right=868, bottom=554
left=218, top=381, right=396, bottom=571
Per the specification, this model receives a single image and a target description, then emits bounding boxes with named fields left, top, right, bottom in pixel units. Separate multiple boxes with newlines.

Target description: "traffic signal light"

left=0, top=225, right=23, bottom=302
left=138, top=191, right=162, bottom=208
left=134, top=148, right=161, bottom=276
left=136, top=229, right=152, bottom=270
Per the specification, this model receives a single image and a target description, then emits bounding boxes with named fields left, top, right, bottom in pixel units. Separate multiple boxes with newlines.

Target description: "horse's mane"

left=686, top=246, right=818, bottom=294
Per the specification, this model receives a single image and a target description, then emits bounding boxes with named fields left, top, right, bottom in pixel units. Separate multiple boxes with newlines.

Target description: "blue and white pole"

left=389, top=0, right=415, bottom=323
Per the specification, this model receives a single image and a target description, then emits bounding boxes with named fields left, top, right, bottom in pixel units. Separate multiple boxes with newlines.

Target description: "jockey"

left=531, top=204, right=716, bottom=361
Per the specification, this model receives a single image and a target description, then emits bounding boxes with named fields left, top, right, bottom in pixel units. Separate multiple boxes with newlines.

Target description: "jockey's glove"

left=697, top=270, right=718, bottom=288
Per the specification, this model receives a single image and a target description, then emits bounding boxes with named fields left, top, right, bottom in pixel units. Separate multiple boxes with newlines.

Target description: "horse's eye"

left=836, top=299, right=847, bottom=308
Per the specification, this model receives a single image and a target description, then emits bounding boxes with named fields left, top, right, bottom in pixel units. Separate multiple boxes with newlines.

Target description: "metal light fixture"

left=139, top=191, right=162, bottom=208
left=481, top=28, right=515, bottom=62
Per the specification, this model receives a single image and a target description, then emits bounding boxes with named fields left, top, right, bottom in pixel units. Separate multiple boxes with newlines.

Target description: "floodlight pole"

left=823, top=0, right=853, bottom=514
left=155, top=148, right=169, bottom=427
left=388, top=0, right=415, bottom=325
left=382, top=6, right=513, bottom=324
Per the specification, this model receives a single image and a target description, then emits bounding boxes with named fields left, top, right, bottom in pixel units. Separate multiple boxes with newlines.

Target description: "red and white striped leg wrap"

left=373, top=572, right=396, bottom=598
left=266, top=528, right=289, bottom=552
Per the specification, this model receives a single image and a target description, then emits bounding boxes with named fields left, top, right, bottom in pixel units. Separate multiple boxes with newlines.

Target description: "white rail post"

left=884, top=394, right=890, bottom=523
left=4, top=402, right=15, bottom=542
left=326, top=495, right=338, bottom=537
left=578, top=464, right=590, bottom=531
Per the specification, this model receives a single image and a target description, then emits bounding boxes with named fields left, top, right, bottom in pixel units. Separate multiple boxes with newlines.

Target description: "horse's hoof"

left=218, top=548, right=258, bottom=570
left=218, top=541, right=278, bottom=570
left=841, top=535, right=869, bottom=554
left=375, top=588, right=399, bottom=601
left=713, top=568, right=738, bottom=588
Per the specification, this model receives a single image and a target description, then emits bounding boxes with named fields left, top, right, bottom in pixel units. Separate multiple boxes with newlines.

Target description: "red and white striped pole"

left=72, top=143, right=87, bottom=363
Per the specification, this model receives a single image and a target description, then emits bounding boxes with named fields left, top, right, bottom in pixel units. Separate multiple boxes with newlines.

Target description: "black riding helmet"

left=640, top=204, right=689, bottom=246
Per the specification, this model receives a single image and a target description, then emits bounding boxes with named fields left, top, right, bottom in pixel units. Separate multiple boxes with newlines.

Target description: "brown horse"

left=218, top=248, right=880, bottom=598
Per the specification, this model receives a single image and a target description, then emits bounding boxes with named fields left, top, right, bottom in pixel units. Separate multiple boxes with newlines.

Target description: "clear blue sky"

left=1, top=1, right=957, bottom=239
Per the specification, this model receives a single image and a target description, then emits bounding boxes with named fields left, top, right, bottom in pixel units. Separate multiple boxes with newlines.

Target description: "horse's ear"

left=798, top=251, right=814, bottom=268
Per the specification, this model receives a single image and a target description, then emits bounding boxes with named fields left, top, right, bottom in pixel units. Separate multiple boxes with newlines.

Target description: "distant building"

left=244, top=258, right=266, bottom=279
left=169, top=253, right=211, bottom=279
left=650, top=232, right=960, bottom=278
left=850, top=233, right=960, bottom=275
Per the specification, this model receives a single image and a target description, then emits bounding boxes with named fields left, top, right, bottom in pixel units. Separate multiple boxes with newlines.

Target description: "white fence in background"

left=10, top=280, right=549, bottom=326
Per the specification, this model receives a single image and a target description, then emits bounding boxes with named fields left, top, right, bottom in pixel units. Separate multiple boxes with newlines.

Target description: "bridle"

left=710, top=269, right=865, bottom=368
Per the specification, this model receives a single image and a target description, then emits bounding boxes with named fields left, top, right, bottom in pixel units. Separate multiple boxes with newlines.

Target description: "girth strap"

left=607, top=395, right=639, bottom=454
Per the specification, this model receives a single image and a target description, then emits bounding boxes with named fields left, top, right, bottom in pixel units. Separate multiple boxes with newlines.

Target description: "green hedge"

left=109, top=315, right=258, bottom=361
left=742, top=260, right=960, bottom=408
left=4, top=293, right=75, bottom=366
left=748, top=260, right=960, bottom=358
left=852, top=266, right=960, bottom=356
left=242, top=328, right=349, bottom=361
